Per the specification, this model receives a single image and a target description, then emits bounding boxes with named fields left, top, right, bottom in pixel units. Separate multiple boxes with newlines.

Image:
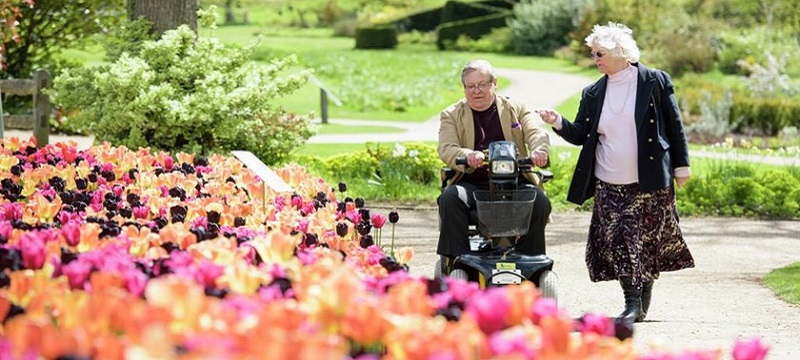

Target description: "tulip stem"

left=390, top=223, right=395, bottom=257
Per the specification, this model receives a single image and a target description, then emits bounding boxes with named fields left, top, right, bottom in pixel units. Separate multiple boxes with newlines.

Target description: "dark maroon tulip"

left=336, top=222, right=349, bottom=237
left=388, top=211, right=399, bottom=223
left=359, top=234, right=374, bottom=248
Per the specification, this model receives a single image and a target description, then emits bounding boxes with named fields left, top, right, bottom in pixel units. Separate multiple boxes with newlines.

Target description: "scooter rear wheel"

left=433, top=258, right=444, bottom=278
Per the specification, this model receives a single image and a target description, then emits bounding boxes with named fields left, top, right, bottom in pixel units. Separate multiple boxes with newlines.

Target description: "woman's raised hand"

left=535, top=109, right=561, bottom=126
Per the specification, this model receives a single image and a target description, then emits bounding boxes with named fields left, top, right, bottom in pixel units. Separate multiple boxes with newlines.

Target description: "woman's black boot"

left=637, top=280, right=654, bottom=322
left=617, top=276, right=643, bottom=324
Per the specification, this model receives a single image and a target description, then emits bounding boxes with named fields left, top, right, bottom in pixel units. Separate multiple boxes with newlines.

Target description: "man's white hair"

left=461, top=59, right=496, bottom=85
left=585, top=22, right=641, bottom=64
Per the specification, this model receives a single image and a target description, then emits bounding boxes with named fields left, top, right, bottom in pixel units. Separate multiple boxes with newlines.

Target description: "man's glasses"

left=590, top=51, right=606, bottom=59
left=464, top=81, right=493, bottom=92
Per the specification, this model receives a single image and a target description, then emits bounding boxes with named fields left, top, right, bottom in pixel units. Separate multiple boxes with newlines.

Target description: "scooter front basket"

left=473, top=189, right=537, bottom=238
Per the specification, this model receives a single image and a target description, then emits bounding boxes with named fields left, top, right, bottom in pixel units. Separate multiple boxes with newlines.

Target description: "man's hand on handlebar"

left=466, top=150, right=485, bottom=168
left=529, top=150, right=548, bottom=168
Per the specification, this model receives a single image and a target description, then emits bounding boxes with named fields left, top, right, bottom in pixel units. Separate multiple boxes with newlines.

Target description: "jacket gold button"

left=587, top=134, right=591, bottom=138
left=585, top=117, right=590, bottom=122
left=650, top=102, right=654, bottom=107
left=649, top=156, right=654, bottom=160
left=650, top=119, right=655, bottom=123
left=648, top=138, right=653, bottom=142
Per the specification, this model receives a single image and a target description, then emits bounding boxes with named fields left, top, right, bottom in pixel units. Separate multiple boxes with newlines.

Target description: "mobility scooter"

left=435, top=140, right=558, bottom=301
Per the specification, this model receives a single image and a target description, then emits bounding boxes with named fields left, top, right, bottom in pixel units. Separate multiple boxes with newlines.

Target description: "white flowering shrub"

left=50, top=25, right=312, bottom=165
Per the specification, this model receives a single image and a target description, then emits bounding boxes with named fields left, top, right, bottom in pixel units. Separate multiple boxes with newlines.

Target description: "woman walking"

left=537, top=22, right=695, bottom=325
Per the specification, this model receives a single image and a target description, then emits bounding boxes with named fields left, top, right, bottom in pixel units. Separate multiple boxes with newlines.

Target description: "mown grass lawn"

left=764, top=262, right=800, bottom=306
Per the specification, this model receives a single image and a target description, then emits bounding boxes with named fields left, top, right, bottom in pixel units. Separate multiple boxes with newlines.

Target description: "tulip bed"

left=0, top=138, right=768, bottom=359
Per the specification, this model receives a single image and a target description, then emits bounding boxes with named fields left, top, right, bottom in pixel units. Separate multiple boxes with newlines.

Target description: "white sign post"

left=231, top=151, right=294, bottom=213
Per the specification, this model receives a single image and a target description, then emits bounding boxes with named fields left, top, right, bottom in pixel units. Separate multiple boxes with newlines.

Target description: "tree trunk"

left=224, top=0, right=235, bottom=24
left=128, top=0, right=198, bottom=36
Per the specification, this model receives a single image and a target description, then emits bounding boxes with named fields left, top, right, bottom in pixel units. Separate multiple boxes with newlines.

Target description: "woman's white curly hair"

left=585, top=22, right=641, bottom=64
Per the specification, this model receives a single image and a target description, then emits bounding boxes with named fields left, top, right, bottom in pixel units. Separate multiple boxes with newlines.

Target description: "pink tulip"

left=56, top=210, right=83, bottom=225
left=346, top=210, right=361, bottom=224
left=301, top=201, right=316, bottom=215
left=162, top=156, right=175, bottom=171
left=733, top=337, right=769, bottom=360
left=190, top=216, right=208, bottom=229
left=133, top=206, right=149, bottom=219
left=124, top=270, right=148, bottom=297
left=371, top=214, right=387, bottom=229
left=297, top=218, right=310, bottom=233
left=194, top=261, right=224, bottom=288
left=62, top=221, right=81, bottom=247
left=63, top=260, right=93, bottom=290
left=274, top=195, right=286, bottom=211
left=532, top=297, right=560, bottom=324
left=291, top=195, right=303, bottom=209
left=576, top=313, right=615, bottom=336
left=19, top=232, right=46, bottom=270
left=466, top=287, right=510, bottom=334
left=0, top=222, right=12, bottom=239
left=489, top=330, right=536, bottom=358
left=0, top=203, right=22, bottom=221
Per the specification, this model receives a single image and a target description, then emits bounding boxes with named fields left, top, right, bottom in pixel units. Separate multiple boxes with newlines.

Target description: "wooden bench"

left=0, top=68, right=51, bottom=147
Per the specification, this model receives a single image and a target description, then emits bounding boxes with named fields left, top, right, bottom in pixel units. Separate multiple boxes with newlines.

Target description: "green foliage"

left=507, top=0, right=581, bottom=56
left=646, top=17, right=718, bottom=77
left=300, top=142, right=444, bottom=202
left=50, top=25, right=312, bottom=165
left=678, top=161, right=800, bottom=218
left=1, top=0, right=125, bottom=79
left=447, top=27, right=512, bottom=53
left=326, top=151, right=381, bottom=180
left=683, top=90, right=737, bottom=143
left=731, top=96, right=800, bottom=136
left=436, top=12, right=509, bottom=50
left=102, top=17, right=158, bottom=62
left=717, top=27, right=800, bottom=77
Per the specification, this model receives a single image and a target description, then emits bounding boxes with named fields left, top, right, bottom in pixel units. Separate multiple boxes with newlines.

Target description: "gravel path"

left=385, top=207, right=800, bottom=359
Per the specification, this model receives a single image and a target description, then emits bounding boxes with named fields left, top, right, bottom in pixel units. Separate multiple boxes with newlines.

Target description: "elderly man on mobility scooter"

left=436, top=59, right=557, bottom=298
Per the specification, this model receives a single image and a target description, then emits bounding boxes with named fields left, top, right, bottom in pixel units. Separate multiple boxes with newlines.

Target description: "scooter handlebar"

left=455, top=156, right=533, bottom=169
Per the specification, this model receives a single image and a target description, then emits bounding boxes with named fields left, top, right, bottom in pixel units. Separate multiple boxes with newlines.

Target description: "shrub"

left=684, top=90, right=737, bottom=143
left=50, top=25, right=312, bottom=165
left=507, top=0, right=581, bottom=56
left=731, top=96, right=800, bottom=136
left=760, top=170, right=800, bottom=217
left=446, top=27, right=513, bottom=53
left=717, top=27, right=800, bottom=77
left=646, top=18, right=718, bottom=77
left=436, top=11, right=510, bottom=50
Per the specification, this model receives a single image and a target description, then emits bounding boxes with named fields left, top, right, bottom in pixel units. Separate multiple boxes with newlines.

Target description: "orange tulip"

left=340, top=296, right=392, bottom=346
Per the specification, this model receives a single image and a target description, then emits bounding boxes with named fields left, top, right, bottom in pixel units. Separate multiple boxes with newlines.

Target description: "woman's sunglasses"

left=590, top=51, right=606, bottom=59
